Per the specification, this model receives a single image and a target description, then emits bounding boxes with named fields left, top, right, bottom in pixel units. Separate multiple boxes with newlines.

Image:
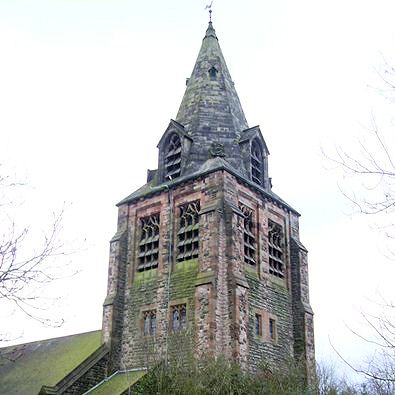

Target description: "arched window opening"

left=251, top=139, right=263, bottom=185
left=208, top=66, right=218, bottom=80
left=138, top=214, right=160, bottom=272
left=177, top=201, right=200, bottom=262
left=268, top=220, right=284, bottom=278
left=239, top=204, right=256, bottom=266
left=165, top=134, right=182, bottom=180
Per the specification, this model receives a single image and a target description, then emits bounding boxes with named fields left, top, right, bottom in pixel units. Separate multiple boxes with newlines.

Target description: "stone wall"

left=62, top=352, right=109, bottom=395
left=101, top=169, right=314, bottom=378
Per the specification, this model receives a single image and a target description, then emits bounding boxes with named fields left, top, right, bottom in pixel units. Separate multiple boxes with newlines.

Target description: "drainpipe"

left=163, top=184, right=173, bottom=365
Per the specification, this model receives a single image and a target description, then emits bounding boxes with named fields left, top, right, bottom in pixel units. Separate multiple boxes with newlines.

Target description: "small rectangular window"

left=177, top=201, right=200, bottom=262
left=268, top=220, right=284, bottom=278
left=143, top=310, right=157, bottom=336
left=255, top=313, right=262, bottom=337
left=138, top=213, right=160, bottom=272
left=171, top=304, right=187, bottom=331
left=269, top=318, right=277, bottom=341
left=239, top=204, right=256, bottom=265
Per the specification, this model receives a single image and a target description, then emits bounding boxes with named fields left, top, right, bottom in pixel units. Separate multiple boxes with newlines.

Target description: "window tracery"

left=165, top=134, right=181, bottom=180
left=177, top=201, right=200, bottom=262
left=138, top=213, right=160, bottom=272
left=239, top=204, right=256, bottom=265
left=268, top=220, right=284, bottom=278
left=251, top=139, right=263, bottom=185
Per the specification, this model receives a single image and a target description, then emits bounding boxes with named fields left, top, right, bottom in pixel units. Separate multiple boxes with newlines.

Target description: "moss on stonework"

left=170, top=259, right=199, bottom=301
left=244, top=264, right=259, bottom=278
left=174, top=258, right=199, bottom=272
left=134, top=268, right=158, bottom=285
left=269, top=275, right=287, bottom=289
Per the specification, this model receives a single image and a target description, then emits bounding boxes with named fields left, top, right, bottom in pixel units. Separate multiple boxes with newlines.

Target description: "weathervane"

left=205, top=1, right=214, bottom=22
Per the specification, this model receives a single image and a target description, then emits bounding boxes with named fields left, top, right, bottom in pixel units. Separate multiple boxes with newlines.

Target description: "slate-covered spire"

left=176, top=21, right=249, bottom=137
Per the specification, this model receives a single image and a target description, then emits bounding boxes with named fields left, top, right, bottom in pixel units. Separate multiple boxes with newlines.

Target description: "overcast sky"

left=1, top=0, right=395, bottom=379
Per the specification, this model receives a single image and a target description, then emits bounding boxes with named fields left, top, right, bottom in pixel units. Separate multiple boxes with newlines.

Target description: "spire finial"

left=205, top=1, right=213, bottom=22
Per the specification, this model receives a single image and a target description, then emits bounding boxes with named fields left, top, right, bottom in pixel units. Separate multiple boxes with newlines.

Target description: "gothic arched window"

left=177, top=201, right=200, bottom=262
left=251, top=139, right=263, bottom=185
left=165, top=134, right=182, bottom=181
left=268, top=220, right=284, bottom=278
left=138, top=214, right=160, bottom=272
left=239, top=204, right=256, bottom=266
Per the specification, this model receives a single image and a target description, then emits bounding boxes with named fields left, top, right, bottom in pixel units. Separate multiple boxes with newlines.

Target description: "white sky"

left=1, top=0, right=395, bottom=379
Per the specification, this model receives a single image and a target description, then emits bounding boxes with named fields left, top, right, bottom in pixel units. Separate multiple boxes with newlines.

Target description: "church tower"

left=102, top=21, right=315, bottom=378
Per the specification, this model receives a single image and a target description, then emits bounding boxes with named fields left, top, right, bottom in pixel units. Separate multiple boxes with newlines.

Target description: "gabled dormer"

left=239, top=125, right=270, bottom=189
left=157, top=119, right=193, bottom=182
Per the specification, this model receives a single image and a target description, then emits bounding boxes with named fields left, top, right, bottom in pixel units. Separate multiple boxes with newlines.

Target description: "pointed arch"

left=251, top=138, right=263, bottom=185
left=164, top=133, right=182, bottom=180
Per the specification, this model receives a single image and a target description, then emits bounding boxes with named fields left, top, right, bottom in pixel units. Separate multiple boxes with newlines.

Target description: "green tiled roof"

left=0, top=330, right=102, bottom=395
left=87, top=370, right=146, bottom=395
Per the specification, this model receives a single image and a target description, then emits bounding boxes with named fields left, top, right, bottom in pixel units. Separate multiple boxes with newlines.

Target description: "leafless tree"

left=328, top=61, right=395, bottom=388
left=0, top=170, right=69, bottom=340
left=331, top=304, right=395, bottom=390
left=329, top=61, right=395, bottom=228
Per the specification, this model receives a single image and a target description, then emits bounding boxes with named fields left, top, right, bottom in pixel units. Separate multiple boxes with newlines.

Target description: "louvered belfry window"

left=268, top=220, right=284, bottom=278
left=165, top=134, right=182, bottom=181
left=177, top=201, right=200, bottom=262
left=239, top=204, right=256, bottom=265
left=138, top=214, right=160, bottom=272
left=251, top=139, right=263, bottom=185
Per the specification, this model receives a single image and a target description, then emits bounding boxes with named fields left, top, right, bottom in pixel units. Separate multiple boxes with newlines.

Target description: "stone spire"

left=176, top=22, right=248, bottom=135
left=175, top=22, right=249, bottom=174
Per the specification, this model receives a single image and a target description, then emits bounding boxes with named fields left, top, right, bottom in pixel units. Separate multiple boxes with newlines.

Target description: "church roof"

left=0, top=330, right=102, bottom=395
